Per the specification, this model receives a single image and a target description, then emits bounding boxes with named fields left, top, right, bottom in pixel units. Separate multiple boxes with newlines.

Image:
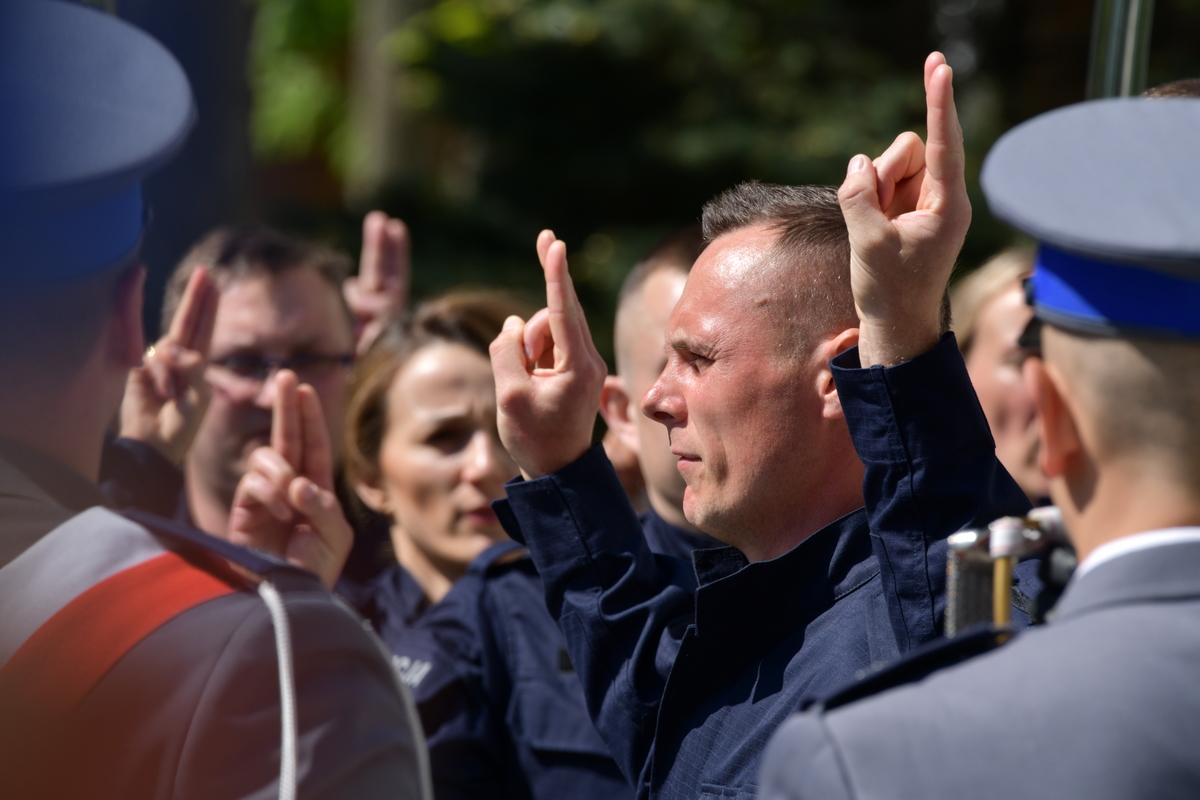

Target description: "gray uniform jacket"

left=0, top=440, right=431, bottom=800
left=759, top=536, right=1200, bottom=800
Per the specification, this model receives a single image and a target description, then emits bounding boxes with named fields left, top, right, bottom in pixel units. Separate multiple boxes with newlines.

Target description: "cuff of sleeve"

left=832, top=332, right=994, bottom=464
left=98, top=436, right=185, bottom=517
left=492, top=443, right=644, bottom=575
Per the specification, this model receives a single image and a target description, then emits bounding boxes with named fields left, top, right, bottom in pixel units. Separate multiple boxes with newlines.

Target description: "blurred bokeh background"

left=100, top=0, right=1200, bottom=360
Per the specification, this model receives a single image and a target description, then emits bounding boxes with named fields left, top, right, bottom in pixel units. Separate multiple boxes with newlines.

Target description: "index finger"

left=922, top=54, right=965, bottom=192
left=296, top=384, right=334, bottom=491
left=167, top=265, right=218, bottom=352
left=271, top=369, right=302, bottom=470
left=540, top=238, right=590, bottom=370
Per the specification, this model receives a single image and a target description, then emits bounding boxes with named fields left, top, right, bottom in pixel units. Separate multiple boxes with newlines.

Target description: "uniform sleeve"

left=97, top=434, right=184, bottom=518
left=494, top=445, right=697, bottom=785
left=175, top=580, right=429, bottom=800
left=758, top=713, right=857, bottom=800
left=831, top=333, right=1032, bottom=651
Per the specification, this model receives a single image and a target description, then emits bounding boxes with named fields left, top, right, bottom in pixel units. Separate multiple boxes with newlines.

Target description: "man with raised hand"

left=758, top=97, right=1200, bottom=800
left=487, top=53, right=1028, bottom=799
left=0, top=3, right=426, bottom=798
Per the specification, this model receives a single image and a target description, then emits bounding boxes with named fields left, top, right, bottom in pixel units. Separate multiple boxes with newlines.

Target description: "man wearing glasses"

left=160, top=225, right=362, bottom=536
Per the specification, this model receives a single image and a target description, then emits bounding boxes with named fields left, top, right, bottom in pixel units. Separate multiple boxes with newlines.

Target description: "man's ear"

left=1023, top=355, right=1081, bottom=479
left=109, top=264, right=147, bottom=369
left=815, top=328, right=860, bottom=420
left=599, top=375, right=641, bottom=455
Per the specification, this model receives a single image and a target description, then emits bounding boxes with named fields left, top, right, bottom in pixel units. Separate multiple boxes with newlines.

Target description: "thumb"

left=837, top=155, right=889, bottom=240
left=489, top=315, right=531, bottom=387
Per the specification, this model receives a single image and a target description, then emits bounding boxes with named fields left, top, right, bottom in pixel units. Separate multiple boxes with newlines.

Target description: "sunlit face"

left=189, top=268, right=355, bottom=507
left=371, top=342, right=516, bottom=580
left=641, top=224, right=832, bottom=547
left=966, top=282, right=1048, bottom=501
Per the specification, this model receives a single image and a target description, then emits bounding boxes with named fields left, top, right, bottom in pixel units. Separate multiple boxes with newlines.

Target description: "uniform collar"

left=1055, top=536, right=1200, bottom=622
left=690, top=507, right=875, bottom=639
left=0, top=438, right=109, bottom=514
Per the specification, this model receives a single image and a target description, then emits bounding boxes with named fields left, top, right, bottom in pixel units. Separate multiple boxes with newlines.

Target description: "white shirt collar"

left=1075, top=526, right=1200, bottom=579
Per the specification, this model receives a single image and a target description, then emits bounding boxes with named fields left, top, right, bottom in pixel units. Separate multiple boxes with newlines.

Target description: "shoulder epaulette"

left=122, top=508, right=314, bottom=581
left=810, top=624, right=1018, bottom=713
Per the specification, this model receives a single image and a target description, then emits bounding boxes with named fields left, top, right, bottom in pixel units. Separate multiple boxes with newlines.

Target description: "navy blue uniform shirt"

left=389, top=507, right=706, bottom=800
left=493, top=335, right=1033, bottom=800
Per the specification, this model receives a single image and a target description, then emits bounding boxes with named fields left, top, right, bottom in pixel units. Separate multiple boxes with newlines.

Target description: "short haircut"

left=1050, top=328, right=1200, bottom=489
left=0, top=257, right=137, bottom=390
left=617, top=225, right=704, bottom=310
left=1142, top=78, right=1200, bottom=98
left=343, top=290, right=531, bottom=495
left=950, top=247, right=1035, bottom=358
left=700, top=182, right=858, bottom=340
left=161, top=225, right=353, bottom=336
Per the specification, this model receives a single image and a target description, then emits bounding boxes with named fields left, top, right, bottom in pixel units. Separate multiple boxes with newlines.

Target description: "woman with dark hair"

left=344, top=290, right=526, bottom=638
left=345, top=289, right=633, bottom=800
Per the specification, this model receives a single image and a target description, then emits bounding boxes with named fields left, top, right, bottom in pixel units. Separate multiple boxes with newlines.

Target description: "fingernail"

left=503, top=315, right=521, bottom=332
left=302, top=481, right=319, bottom=505
left=848, top=155, right=868, bottom=175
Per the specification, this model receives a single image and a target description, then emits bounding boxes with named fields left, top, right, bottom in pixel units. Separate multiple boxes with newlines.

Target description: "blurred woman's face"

left=966, top=283, right=1049, bottom=502
left=372, top=341, right=517, bottom=585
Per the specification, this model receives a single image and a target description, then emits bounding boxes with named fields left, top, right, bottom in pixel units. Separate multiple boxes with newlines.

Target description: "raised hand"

left=490, top=230, right=607, bottom=479
left=227, top=370, right=352, bottom=589
left=344, top=210, right=411, bottom=355
left=838, top=52, right=972, bottom=367
left=119, top=265, right=219, bottom=465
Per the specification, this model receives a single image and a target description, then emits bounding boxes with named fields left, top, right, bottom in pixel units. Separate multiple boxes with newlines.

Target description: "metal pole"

left=1086, top=0, right=1157, bottom=98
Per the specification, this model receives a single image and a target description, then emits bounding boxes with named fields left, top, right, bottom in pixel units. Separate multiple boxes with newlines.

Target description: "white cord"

left=259, top=580, right=298, bottom=800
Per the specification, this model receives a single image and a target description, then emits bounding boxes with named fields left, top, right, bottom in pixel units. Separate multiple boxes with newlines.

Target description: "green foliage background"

left=246, top=0, right=1200, bottom=363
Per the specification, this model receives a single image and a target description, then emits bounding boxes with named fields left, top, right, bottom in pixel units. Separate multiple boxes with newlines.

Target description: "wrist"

left=856, top=318, right=942, bottom=368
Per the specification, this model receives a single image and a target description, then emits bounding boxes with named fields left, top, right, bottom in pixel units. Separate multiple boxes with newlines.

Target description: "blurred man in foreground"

left=0, top=3, right=427, bottom=797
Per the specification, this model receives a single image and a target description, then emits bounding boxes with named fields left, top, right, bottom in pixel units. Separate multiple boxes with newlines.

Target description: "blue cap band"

left=1031, top=244, right=1200, bottom=340
left=3, top=183, right=145, bottom=280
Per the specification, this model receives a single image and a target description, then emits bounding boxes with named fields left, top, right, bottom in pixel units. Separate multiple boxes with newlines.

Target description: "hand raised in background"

left=490, top=230, right=607, bottom=480
left=119, top=265, right=218, bottom=466
left=228, top=370, right=352, bottom=589
left=839, top=52, right=972, bottom=368
left=344, top=211, right=411, bottom=355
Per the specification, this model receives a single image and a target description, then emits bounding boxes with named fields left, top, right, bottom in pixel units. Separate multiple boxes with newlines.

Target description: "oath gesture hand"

left=490, top=230, right=607, bottom=479
left=119, top=266, right=219, bottom=465
left=344, top=211, right=411, bottom=355
left=227, top=370, right=352, bottom=589
left=839, top=52, right=972, bottom=367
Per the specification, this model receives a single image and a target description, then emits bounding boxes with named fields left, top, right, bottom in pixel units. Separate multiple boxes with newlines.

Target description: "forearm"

left=833, top=334, right=1031, bottom=648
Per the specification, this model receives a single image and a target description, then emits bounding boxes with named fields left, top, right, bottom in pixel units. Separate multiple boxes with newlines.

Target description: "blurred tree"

left=248, top=0, right=1200, bottom=360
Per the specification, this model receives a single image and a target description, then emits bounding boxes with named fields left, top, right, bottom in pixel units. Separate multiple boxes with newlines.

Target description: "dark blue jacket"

left=391, top=509, right=707, bottom=800
left=493, top=336, right=1034, bottom=800
left=640, top=507, right=722, bottom=562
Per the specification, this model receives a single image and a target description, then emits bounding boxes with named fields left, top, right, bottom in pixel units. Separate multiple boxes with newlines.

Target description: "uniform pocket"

left=508, top=673, right=613, bottom=757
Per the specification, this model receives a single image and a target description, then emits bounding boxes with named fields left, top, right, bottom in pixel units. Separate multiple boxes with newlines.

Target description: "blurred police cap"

left=0, top=0, right=195, bottom=281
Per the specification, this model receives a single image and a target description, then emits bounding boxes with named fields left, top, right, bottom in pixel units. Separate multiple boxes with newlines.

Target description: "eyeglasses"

left=208, top=352, right=355, bottom=390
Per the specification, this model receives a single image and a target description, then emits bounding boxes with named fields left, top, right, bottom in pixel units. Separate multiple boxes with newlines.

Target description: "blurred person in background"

left=148, top=214, right=407, bottom=582
left=950, top=248, right=1048, bottom=503
left=599, top=226, right=722, bottom=559
left=343, top=291, right=525, bottom=645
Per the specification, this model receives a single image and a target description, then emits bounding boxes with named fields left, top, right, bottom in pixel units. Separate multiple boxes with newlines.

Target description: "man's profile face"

left=188, top=267, right=355, bottom=507
left=641, top=224, right=831, bottom=547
